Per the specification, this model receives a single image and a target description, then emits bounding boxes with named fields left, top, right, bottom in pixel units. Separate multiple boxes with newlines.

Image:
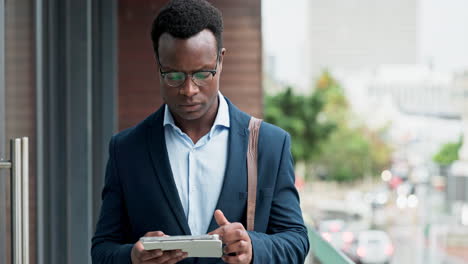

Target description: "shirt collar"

left=163, top=91, right=230, bottom=131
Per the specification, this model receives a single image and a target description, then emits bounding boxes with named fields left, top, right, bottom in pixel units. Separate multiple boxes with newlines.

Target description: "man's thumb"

left=214, top=209, right=230, bottom=226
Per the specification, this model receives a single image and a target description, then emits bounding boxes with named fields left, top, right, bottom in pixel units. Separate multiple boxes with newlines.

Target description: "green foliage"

left=433, top=140, right=462, bottom=166
left=315, top=126, right=369, bottom=182
left=315, top=125, right=392, bottom=182
left=264, top=71, right=392, bottom=182
left=265, top=86, right=335, bottom=163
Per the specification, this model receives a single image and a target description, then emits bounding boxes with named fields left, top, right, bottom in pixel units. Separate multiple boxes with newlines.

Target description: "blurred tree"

left=264, top=86, right=335, bottom=170
left=433, top=139, right=463, bottom=166
left=315, top=125, right=392, bottom=182
left=311, top=72, right=391, bottom=182
left=264, top=71, right=392, bottom=182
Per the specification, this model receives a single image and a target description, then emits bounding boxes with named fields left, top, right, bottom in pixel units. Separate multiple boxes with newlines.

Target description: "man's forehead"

left=158, top=30, right=217, bottom=55
left=157, top=30, right=219, bottom=70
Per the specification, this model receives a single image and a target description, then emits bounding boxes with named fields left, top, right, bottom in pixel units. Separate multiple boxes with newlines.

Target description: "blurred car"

left=395, top=182, right=418, bottom=209
left=364, top=185, right=390, bottom=209
left=410, top=166, right=430, bottom=183
left=396, top=181, right=414, bottom=197
left=318, top=219, right=355, bottom=250
left=344, top=230, right=394, bottom=264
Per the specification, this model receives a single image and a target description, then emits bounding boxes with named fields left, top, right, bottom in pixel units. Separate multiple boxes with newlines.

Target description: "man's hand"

left=131, top=231, right=188, bottom=264
left=208, top=210, right=253, bottom=264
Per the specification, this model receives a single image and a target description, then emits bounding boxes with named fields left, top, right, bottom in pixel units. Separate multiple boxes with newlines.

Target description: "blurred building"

left=0, top=0, right=262, bottom=263
left=367, top=65, right=461, bottom=119
left=448, top=72, right=468, bottom=217
left=334, top=65, right=463, bottom=182
left=307, top=0, right=418, bottom=80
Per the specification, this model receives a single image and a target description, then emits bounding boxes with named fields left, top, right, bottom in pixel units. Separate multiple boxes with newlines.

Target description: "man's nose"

left=179, top=76, right=199, bottom=97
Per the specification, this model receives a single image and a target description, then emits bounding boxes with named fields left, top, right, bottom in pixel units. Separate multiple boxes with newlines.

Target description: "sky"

left=262, top=0, right=468, bottom=87
left=419, top=0, right=468, bottom=72
left=262, top=0, right=308, bottom=88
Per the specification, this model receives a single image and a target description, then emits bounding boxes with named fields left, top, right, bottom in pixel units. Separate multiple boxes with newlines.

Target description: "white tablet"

left=140, top=234, right=223, bottom=258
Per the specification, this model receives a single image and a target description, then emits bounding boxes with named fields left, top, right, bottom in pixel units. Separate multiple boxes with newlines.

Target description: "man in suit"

left=91, top=0, right=309, bottom=263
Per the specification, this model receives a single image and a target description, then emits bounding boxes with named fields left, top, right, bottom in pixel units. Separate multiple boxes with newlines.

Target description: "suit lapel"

left=147, top=107, right=192, bottom=235
left=207, top=100, right=250, bottom=232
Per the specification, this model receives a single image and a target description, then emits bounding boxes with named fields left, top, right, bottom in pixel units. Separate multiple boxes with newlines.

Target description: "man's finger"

left=144, top=231, right=165, bottom=237
left=214, top=209, right=230, bottom=226
left=208, top=226, right=223, bottom=236
left=153, top=250, right=184, bottom=264
left=223, top=240, right=249, bottom=255
left=141, top=249, right=163, bottom=261
left=223, top=228, right=249, bottom=244
left=222, top=253, right=249, bottom=264
left=162, top=251, right=188, bottom=264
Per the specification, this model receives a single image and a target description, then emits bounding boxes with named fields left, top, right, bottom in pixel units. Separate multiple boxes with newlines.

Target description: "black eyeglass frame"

left=157, top=53, right=220, bottom=87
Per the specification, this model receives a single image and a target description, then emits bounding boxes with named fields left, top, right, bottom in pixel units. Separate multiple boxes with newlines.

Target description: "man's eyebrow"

left=194, top=65, right=216, bottom=72
left=158, top=63, right=177, bottom=72
left=162, top=63, right=216, bottom=73
left=194, top=60, right=219, bottom=71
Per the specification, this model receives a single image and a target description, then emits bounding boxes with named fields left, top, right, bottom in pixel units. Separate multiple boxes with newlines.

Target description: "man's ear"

left=218, top=48, right=226, bottom=72
left=154, top=52, right=160, bottom=70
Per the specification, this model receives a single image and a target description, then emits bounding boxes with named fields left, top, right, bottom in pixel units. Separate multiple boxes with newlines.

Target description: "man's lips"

left=178, top=103, right=202, bottom=112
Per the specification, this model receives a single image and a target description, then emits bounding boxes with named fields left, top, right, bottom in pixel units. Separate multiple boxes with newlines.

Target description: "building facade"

left=0, top=0, right=262, bottom=263
left=307, top=0, right=418, bottom=80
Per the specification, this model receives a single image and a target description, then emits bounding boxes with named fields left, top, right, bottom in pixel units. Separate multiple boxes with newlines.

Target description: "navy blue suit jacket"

left=91, top=98, right=309, bottom=263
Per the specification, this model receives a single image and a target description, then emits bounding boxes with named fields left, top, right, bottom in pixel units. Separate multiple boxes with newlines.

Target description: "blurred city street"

left=264, top=1, right=468, bottom=262
left=301, top=180, right=468, bottom=264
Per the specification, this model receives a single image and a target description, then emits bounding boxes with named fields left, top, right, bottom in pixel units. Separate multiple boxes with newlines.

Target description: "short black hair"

left=151, top=0, right=224, bottom=59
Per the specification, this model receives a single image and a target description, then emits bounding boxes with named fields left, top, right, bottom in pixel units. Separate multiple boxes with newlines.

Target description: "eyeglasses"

left=157, top=54, right=219, bottom=88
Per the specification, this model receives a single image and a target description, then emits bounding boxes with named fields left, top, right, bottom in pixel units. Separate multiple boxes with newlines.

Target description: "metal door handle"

left=1, top=137, right=29, bottom=264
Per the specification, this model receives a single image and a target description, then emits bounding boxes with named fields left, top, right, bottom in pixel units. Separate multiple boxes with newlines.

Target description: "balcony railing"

left=307, top=226, right=355, bottom=264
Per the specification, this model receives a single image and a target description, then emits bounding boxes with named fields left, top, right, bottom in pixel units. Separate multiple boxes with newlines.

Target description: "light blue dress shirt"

left=164, top=92, right=230, bottom=235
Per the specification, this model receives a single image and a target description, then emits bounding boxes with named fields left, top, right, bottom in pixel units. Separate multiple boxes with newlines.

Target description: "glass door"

left=0, top=0, right=36, bottom=263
